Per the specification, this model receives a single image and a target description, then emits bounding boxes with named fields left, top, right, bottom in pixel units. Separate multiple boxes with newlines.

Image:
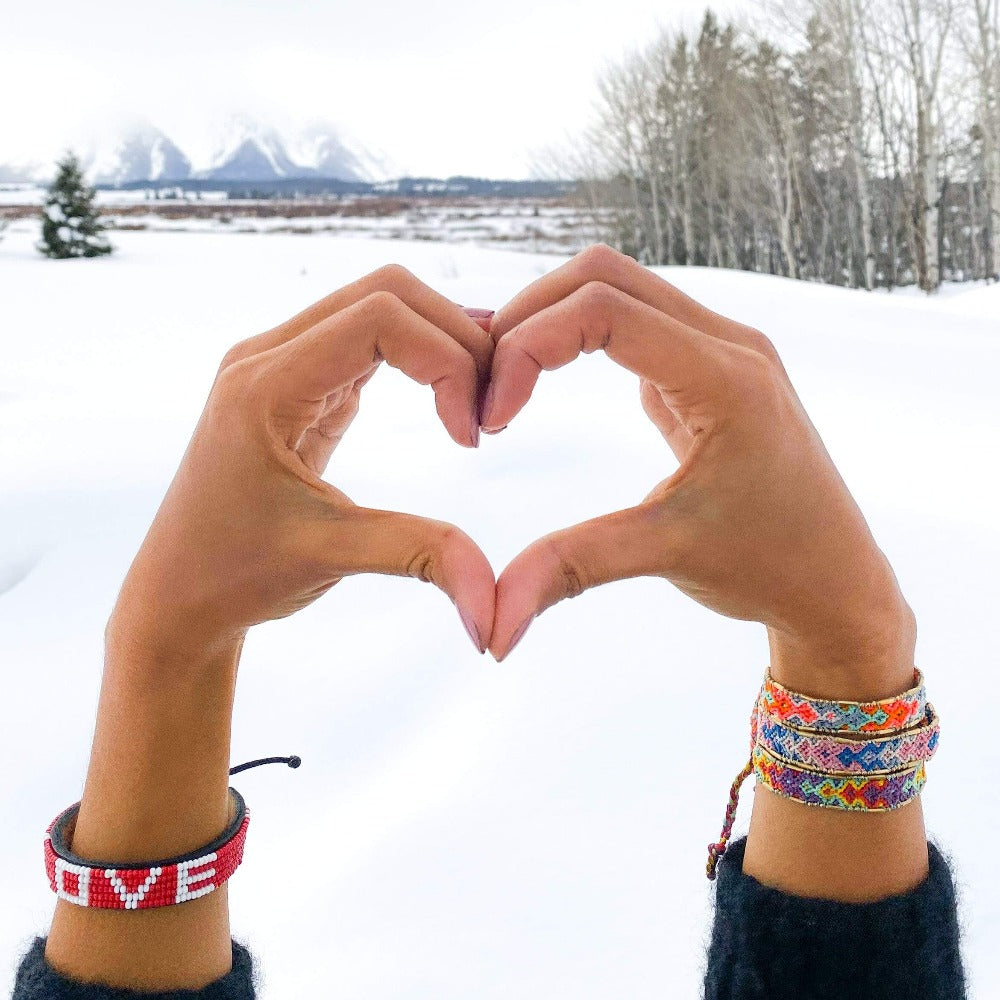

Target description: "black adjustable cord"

left=229, top=755, right=301, bottom=775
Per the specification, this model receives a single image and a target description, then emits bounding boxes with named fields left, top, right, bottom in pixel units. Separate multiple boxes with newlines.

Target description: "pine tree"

left=38, top=152, right=113, bottom=259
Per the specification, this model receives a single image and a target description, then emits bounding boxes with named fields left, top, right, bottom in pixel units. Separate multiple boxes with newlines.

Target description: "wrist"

left=106, top=594, right=246, bottom=680
left=766, top=599, right=917, bottom=701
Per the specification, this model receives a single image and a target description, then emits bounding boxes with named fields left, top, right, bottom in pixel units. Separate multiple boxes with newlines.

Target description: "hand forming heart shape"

left=109, top=244, right=914, bottom=691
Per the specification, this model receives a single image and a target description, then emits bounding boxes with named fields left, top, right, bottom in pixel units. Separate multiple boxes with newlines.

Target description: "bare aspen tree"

left=571, top=1, right=989, bottom=291
left=968, top=0, right=1000, bottom=278
left=895, top=0, right=955, bottom=290
left=839, top=0, right=878, bottom=289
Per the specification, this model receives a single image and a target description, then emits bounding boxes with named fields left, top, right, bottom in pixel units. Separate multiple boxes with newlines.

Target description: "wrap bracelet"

left=44, top=754, right=299, bottom=910
left=706, top=669, right=940, bottom=880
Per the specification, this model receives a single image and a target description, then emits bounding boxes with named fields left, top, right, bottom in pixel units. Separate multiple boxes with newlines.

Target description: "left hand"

left=479, top=245, right=914, bottom=687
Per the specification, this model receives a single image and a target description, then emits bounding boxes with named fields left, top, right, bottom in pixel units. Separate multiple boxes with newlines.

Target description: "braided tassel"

left=706, top=758, right=754, bottom=880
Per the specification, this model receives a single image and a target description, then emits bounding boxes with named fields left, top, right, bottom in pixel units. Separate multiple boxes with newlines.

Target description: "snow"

left=149, top=137, right=166, bottom=182
left=0, top=226, right=997, bottom=998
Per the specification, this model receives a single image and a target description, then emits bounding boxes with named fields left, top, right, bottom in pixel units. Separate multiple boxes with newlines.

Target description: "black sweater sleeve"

left=12, top=837, right=967, bottom=1000
left=704, top=836, right=967, bottom=999
left=11, top=940, right=255, bottom=1000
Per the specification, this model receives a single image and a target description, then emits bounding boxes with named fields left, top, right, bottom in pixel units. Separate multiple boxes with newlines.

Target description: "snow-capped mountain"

left=88, top=125, right=191, bottom=185
left=0, top=118, right=395, bottom=185
left=199, top=116, right=302, bottom=181
left=0, top=160, right=50, bottom=184
left=287, top=123, right=401, bottom=183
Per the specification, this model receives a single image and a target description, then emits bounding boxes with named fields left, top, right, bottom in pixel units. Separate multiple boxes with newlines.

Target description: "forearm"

left=43, top=613, right=243, bottom=991
left=742, top=606, right=930, bottom=902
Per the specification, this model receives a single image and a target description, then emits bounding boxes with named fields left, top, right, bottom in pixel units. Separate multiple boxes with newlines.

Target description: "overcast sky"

left=1, top=0, right=748, bottom=178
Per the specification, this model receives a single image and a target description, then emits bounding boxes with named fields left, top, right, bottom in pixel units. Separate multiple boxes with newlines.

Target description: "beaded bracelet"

left=44, top=755, right=300, bottom=909
left=706, top=670, right=940, bottom=880
left=46, top=789, right=249, bottom=910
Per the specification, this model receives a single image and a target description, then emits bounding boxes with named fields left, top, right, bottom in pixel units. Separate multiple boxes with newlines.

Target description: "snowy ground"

left=100, top=201, right=604, bottom=255
left=0, top=223, right=997, bottom=998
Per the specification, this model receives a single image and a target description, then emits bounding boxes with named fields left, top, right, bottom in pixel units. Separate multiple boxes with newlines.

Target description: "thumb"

left=491, top=501, right=684, bottom=661
left=339, top=507, right=497, bottom=653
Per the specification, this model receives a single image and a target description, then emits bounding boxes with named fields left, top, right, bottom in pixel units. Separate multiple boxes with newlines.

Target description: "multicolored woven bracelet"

left=706, top=668, right=940, bottom=880
left=752, top=744, right=927, bottom=809
left=754, top=699, right=940, bottom=775
left=45, top=788, right=249, bottom=910
left=760, top=668, right=926, bottom=733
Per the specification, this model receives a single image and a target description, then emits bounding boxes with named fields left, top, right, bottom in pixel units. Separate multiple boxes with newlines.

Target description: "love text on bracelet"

left=45, top=788, right=249, bottom=909
left=705, top=668, right=940, bottom=880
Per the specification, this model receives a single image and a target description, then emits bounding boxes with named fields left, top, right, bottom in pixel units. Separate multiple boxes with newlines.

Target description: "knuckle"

left=215, top=347, right=273, bottom=401
left=358, top=289, right=404, bottom=323
left=725, top=343, right=785, bottom=408
left=372, top=262, right=415, bottom=294
left=216, top=339, right=253, bottom=375
left=543, top=537, right=586, bottom=600
left=211, top=355, right=248, bottom=400
left=576, top=281, right=619, bottom=347
left=406, top=549, right=435, bottom=584
left=207, top=357, right=269, bottom=430
left=745, top=327, right=783, bottom=366
left=577, top=279, right=614, bottom=311
left=575, top=242, right=628, bottom=280
left=405, top=524, right=457, bottom=586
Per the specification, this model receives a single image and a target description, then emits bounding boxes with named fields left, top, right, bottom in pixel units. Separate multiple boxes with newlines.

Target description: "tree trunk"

left=914, top=101, right=941, bottom=291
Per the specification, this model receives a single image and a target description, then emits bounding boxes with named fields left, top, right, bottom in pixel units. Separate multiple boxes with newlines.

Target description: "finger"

left=481, top=280, right=732, bottom=433
left=490, top=500, right=685, bottom=660
left=462, top=306, right=495, bottom=335
left=335, top=507, right=497, bottom=654
left=267, top=292, right=482, bottom=448
left=224, top=264, right=495, bottom=379
left=489, top=243, right=774, bottom=360
left=640, top=378, right=693, bottom=461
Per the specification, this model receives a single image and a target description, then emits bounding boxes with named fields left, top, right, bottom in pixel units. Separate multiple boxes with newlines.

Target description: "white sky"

left=0, top=0, right=747, bottom=178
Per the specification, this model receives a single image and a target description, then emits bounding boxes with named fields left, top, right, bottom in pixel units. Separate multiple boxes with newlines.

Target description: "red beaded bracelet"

left=44, top=788, right=249, bottom=910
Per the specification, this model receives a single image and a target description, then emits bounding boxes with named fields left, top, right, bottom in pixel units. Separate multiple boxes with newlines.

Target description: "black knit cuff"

left=12, top=938, right=256, bottom=1000
left=703, top=836, right=967, bottom=1000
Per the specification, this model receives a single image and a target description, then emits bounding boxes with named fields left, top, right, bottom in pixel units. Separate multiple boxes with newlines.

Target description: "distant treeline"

left=566, top=1, right=1000, bottom=291
left=100, top=176, right=579, bottom=201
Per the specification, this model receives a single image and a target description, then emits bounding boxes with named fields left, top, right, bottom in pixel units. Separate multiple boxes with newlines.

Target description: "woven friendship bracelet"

left=754, top=698, right=940, bottom=775
left=706, top=668, right=940, bottom=880
left=45, top=788, right=249, bottom=910
left=752, top=744, right=927, bottom=809
left=760, top=668, right=926, bottom=733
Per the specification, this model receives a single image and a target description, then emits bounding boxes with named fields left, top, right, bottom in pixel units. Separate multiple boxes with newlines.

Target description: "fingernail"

left=463, top=307, right=495, bottom=319
left=458, top=606, right=485, bottom=653
left=500, top=616, right=534, bottom=662
left=470, top=417, right=480, bottom=448
left=483, top=424, right=507, bottom=435
left=480, top=382, right=497, bottom=429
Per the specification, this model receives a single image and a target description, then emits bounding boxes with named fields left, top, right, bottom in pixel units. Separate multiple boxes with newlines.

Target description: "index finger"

left=480, top=281, right=737, bottom=433
left=490, top=244, right=769, bottom=357
left=263, top=291, right=483, bottom=448
left=228, top=264, right=495, bottom=380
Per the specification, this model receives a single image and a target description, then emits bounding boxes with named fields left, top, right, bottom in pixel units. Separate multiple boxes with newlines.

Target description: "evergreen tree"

left=38, top=152, right=113, bottom=259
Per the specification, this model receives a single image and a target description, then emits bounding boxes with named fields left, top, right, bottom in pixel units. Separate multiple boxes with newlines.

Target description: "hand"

left=482, top=245, right=915, bottom=692
left=111, top=265, right=498, bottom=659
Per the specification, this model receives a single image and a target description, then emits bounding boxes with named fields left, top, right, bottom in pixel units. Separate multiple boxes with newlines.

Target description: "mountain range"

left=0, top=118, right=398, bottom=186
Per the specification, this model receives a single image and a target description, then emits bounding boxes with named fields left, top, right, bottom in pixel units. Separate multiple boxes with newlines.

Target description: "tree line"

left=568, top=0, right=999, bottom=291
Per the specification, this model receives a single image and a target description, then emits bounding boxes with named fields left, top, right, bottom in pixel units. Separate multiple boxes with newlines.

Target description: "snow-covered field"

left=1, top=223, right=997, bottom=998
left=101, top=201, right=603, bottom=255
left=3, top=190, right=607, bottom=255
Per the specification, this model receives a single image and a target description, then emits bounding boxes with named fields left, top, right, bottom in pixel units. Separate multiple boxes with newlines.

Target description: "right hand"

left=111, top=265, right=498, bottom=662
left=482, top=245, right=915, bottom=692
